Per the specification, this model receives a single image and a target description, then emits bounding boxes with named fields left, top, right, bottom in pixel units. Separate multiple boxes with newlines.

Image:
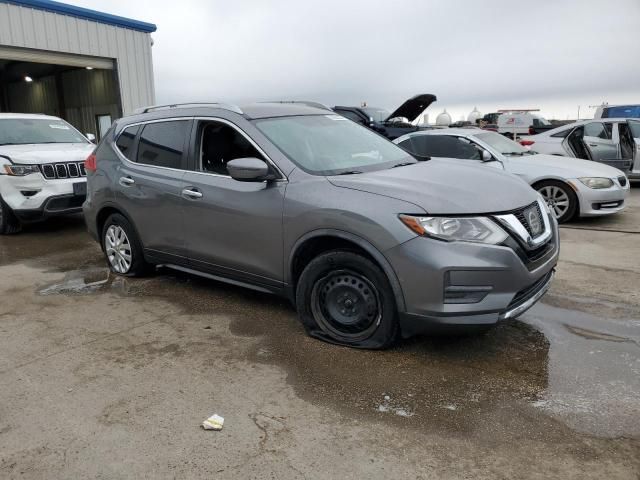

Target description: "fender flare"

left=288, top=229, right=406, bottom=312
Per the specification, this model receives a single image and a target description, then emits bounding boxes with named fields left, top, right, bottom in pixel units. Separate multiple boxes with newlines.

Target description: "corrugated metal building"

left=0, top=0, right=156, bottom=139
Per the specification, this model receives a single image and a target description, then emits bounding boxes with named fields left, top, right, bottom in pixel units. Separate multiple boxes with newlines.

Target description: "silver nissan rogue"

left=83, top=102, right=558, bottom=349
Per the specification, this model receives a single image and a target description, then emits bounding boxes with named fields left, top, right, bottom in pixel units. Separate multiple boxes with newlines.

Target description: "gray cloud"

left=76, top=0, right=640, bottom=119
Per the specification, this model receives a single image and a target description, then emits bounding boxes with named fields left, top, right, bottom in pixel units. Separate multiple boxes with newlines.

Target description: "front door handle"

left=119, top=176, right=135, bottom=186
left=588, top=143, right=598, bottom=147
left=182, top=188, right=203, bottom=199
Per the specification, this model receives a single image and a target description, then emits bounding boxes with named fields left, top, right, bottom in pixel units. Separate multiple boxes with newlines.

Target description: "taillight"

left=520, top=139, right=535, bottom=147
left=85, top=152, right=97, bottom=172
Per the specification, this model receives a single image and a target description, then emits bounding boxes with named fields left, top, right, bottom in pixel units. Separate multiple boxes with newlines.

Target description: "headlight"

left=3, top=164, right=40, bottom=176
left=578, top=177, right=613, bottom=189
left=399, top=215, right=508, bottom=244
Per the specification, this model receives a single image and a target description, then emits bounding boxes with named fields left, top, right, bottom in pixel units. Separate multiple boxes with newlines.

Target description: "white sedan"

left=519, top=118, right=640, bottom=180
left=393, top=129, right=630, bottom=223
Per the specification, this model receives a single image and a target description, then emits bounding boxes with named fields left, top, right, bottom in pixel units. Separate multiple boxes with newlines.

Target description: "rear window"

left=115, top=125, right=140, bottom=161
left=136, top=121, right=189, bottom=169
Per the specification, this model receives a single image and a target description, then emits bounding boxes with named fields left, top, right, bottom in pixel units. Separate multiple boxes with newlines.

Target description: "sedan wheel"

left=105, top=225, right=132, bottom=273
left=535, top=180, right=577, bottom=223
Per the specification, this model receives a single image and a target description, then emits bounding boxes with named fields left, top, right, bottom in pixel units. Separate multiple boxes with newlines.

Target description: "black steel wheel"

left=296, top=250, right=398, bottom=349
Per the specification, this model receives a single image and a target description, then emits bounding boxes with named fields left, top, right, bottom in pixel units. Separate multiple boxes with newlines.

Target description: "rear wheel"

left=101, top=213, right=151, bottom=276
left=0, top=196, right=21, bottom=235
left=535, top=180, right=578, bottom=223
left=296, top=250, right=398, bottom=349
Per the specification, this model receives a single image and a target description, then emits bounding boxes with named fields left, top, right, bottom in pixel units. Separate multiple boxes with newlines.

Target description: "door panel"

left=629, top=120, right=640, bottom=174
left=181, top=173, right=286, bottom=286
left=582, top=122, right=618, bottom=161
left=114, top=119, right=192, bottom=260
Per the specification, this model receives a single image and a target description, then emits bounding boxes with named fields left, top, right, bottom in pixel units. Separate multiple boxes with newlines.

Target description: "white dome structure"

left=436, top=109, right=452, bottom=126
left=467, top=107, right=482, bottom=123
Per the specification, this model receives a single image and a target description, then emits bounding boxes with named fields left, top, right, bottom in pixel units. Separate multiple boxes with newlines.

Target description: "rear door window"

left=584, top=122, right=610, bottom=139
left=136, top=120, right=190, bottom=169
left=115, top=125, right=140, bottom=160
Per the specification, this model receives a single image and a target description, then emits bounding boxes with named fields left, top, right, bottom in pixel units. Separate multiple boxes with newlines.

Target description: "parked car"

left=498, top=112, right=554, bottom=137
left=333, top=94, right=436, bottom=140
left=520, top=118, right=640, bottom=179
left=594, top=104, right=640, bottom=119
left=394, top=129, right=630, bottom=223
left=83, top=102, right=558, bottom=349
left=0, top=113, right=95, bottom=234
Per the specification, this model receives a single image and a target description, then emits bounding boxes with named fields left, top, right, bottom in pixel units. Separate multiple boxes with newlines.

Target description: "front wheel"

left=295, top=251, right=398, bottom=349
left=535, top=180, right=578, bottom=223
left=0, top=196, right=21, bottom=234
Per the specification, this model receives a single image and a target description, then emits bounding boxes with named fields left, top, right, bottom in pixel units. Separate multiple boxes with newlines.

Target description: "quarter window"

left=136, top=121, right=189, bottom=169
left=550, top=128, right=571, bottom=138
left=584, top=122, right=610, bottom=139
left=115, top=125, right=140, bottom=160
left=199, top=121, right=266, bottom=175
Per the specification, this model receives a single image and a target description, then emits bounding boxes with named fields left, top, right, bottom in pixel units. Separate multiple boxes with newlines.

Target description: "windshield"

left=0, top=118, right=88, bottom=146
left=254, top=114, right=414, bottom=175
left=361, top=108, right=390, bottom=123
left=474, top=131, right=530, bottom=155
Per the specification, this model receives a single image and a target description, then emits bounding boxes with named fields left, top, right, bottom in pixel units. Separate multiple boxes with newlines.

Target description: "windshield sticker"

left=50, top=124, right=70, bottom=130
left=326, top=115, right=347, bottom=121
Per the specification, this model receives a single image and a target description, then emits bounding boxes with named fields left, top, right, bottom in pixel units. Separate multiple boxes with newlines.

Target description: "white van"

left=498, top=112, right=551, bottom=137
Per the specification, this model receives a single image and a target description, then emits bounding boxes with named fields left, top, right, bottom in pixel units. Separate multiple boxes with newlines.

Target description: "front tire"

left=0, top=196, right=21, bottom=235
left=535, top=180, right=578, bottom=223
left=101, top=213, right=151, bottom=276
left=296, top=251, right=398, bottom=349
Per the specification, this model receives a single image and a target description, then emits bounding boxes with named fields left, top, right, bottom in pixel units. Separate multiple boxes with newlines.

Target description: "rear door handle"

left=182, top=188, right=203, bottom=199
left=119, top=176, right=135, bottom=186
left=588, top=143, right=598, bottom=147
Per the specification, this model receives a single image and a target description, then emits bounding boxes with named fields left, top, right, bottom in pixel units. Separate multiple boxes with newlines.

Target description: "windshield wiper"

left=391, top=161, right=416, bottom=168
left=336, top=170, right=364, bottom=175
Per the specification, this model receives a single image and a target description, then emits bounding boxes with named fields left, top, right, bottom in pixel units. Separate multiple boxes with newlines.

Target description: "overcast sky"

left=76, top=0, right=640, bottom=121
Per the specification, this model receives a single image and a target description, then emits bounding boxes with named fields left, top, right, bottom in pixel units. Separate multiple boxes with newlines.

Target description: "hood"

left=386, top=94, right=437, bottom=122
left=0, top=143, right=94, bottom=165
left=513, top=153, right=625, bottom=178
left=328, top=158, right=538, bottom=215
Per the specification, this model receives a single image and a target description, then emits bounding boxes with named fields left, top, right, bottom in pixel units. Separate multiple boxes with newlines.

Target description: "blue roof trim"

left=3, top=0, right=157, bottom=33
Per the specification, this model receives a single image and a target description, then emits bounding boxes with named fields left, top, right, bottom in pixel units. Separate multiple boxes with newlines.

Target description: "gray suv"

left=83, top=102, right=559, bottom=349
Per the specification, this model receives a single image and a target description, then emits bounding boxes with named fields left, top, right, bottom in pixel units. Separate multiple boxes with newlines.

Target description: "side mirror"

left=226, top=157, right=271, bottom=182
left=481, top=149, right=493, bottom=162
left=86, top=133, right=96, bottom=143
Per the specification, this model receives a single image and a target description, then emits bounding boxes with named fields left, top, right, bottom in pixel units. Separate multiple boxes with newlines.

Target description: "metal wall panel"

left=6, top=74, right=57, bottom=115
left=0, top=1, right=155, bottom=114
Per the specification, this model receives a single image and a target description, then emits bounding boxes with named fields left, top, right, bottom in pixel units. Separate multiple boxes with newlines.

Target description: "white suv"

left=0, top=113, right=95, bottom=234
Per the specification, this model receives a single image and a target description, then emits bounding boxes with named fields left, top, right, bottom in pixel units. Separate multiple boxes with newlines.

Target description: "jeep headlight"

left=578, top=177, right=613, bottom=189
left=399, top=215, right=508, bottom=244
left=3, top=164, right=40, bottom=176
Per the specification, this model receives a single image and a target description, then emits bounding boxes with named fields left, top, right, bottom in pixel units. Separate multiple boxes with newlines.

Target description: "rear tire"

left=101, top=213, right=151, bottom=276
left=535, top=180, right=578, bottom=223
left=0, top=196, right=21, bottom=235
left=295, top=250, right=398, bottom=349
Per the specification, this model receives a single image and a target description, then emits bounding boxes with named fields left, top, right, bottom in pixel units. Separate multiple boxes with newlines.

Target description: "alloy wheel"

left=310, top=269, right=381, bottom=340
left=538, top=185, right=570, bottom=219
left=105, top=225, right=132, bottom=274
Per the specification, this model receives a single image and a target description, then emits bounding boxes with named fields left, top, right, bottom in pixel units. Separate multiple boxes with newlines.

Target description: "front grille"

left=618, top=175, right=627, bottom=187
left=508, top=270, right=554, bottom=310
left=39, top=162, right=87, bottom=180
left=514, top=201, right=544, bottom=238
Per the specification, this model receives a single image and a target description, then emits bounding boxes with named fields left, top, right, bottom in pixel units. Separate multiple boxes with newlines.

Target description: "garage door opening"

left=0, top=54, right=122, bottom=141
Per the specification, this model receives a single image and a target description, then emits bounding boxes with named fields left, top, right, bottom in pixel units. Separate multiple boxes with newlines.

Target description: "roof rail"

left=133, top=103, right=243, bottom=115
left=265, top=100, right=333, bottom=111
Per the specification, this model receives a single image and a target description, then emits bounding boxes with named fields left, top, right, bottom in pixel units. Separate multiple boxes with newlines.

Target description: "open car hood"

left=386, top=94, right=437, bottom=122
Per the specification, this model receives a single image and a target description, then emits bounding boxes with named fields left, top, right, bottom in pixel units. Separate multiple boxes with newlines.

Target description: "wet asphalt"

left=0, top=187, right=639, bottom=479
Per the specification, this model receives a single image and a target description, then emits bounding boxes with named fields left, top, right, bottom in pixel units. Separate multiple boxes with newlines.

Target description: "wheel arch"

left=94, top=203, right=144, bottom=249
left=531, top=177, right=581, bottom=216
left=288, top=229, right=406, bottom=312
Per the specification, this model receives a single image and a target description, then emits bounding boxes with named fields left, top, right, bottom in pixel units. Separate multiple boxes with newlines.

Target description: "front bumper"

left=571, top=177, right=630, bottom=217
left=385, top=219, right=559, bottom=336
left=0, top=173, right=86, bottom=221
